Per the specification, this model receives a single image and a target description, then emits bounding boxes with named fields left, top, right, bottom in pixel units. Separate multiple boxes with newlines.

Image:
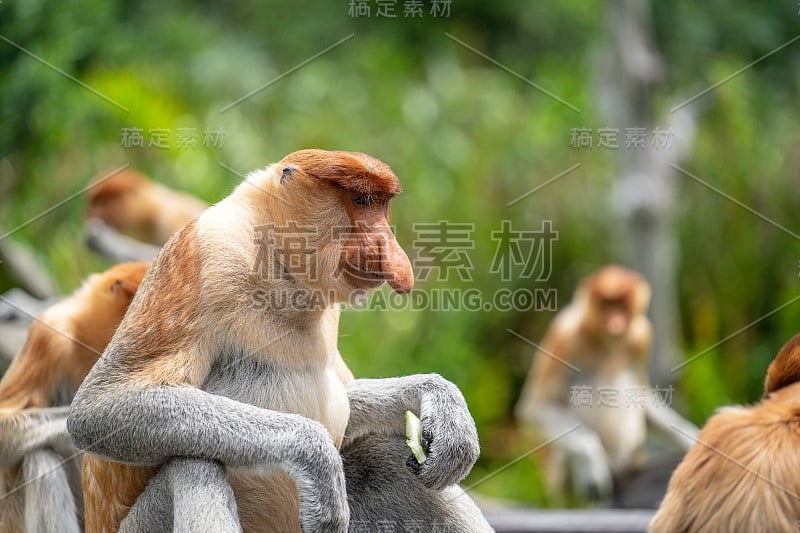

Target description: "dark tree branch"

left=84, top=219, right=161, bottom=264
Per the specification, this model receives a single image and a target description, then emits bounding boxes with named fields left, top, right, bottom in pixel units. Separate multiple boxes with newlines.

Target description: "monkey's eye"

left=353, top=195, right=371, bottom=207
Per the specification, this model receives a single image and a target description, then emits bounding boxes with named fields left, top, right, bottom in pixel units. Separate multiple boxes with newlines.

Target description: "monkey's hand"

left=68, top=385, right=348, bottom=533
left=518, top=403, right=613, bottom=502
left=288, top=421, right=350, bottom=533
left=568, top=438, right=613, bottom=502
left=344, top=373, right=480, bottom=490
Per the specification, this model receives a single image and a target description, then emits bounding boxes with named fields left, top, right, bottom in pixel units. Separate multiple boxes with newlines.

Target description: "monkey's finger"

left=406, top=453, right=422, bottom=475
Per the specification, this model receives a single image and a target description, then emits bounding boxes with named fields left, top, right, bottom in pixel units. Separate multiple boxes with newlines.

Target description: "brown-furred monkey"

left=515, top=265, right=698, bottom=502
left=68, top=150, right=489, bottom=533
left=87, top=168, right=208, bottom=246
left=0, top=262, right=149, bottom=533
left=650, top=333, right=800, bottom=532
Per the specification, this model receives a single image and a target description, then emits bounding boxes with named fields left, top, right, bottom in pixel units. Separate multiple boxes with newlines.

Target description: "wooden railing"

left=485, top=508, right=654, bottom=533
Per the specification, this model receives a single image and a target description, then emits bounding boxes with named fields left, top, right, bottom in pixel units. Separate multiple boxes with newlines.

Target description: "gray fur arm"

left=343, top=373, right=480, bottom=490
left=121, top=457, right=241, bottom=533
left=644, top=394, right=699, bottom=451
left=68, top=383, right=348, bottom=532
left=516, top=401, right=612, bottom=500
left=0, top=406, right=77, bottom=467
left=22, top=449, right=83, bottom=533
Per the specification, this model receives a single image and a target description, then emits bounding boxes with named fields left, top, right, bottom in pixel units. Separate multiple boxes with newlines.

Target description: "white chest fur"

left=571, top=368, right=647, bottom=472
left=201, top=353, right=350, bottom=448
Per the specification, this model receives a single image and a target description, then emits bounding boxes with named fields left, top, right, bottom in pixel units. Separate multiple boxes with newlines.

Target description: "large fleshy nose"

left=382, top=233, right=414, bottom=294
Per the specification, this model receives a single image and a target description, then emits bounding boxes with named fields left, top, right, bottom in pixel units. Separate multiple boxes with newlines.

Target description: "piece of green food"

left=405, top=410, right=427, bottom=465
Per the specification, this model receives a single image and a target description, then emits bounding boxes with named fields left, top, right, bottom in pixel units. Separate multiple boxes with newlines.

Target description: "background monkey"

left=515, top=265, right=697, bottom=502
left=87, top=168, right=208, bottom=246
left=69, top=150, right=487, bottom=532
left=0, top=261, right=149, bottom=533
left=650, top=333, right=800, bottom=532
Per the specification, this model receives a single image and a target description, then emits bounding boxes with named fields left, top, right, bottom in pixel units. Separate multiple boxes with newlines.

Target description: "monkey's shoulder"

left=550, top=303, right=583, bottom=333
left=711, top=382, right=800, bottom=433
left=123, top=222, right=204, bottom=318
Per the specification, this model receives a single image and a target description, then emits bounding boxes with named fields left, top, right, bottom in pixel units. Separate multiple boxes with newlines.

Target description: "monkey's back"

left=650, top=381, right=800, bottom=532
left=79, top=223, right=206, bottom=532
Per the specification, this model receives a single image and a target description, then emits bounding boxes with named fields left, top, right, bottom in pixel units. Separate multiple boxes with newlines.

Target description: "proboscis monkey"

left=0, top=262, right=149, bottom=533
left=69, top=150, right=487, bottom=533
left=515, top=265, right=698, bottom=502
left=650, top=333, right=800, bottom=532
left=87, top=168, right=207, bottom=246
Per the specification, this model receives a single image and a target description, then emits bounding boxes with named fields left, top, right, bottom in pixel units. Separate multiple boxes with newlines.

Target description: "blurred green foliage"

left=2, top=0, right=800, bottom=506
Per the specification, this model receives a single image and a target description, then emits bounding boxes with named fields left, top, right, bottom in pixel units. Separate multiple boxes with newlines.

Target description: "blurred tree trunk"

left=598, top=0, right=696, bottom=384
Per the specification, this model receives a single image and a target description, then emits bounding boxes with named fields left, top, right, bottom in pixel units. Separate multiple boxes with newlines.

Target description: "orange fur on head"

left=581, top=265, right=651, bottom=313
left=764, top=333, right=800, bottom=396
left=279, top=149, right=402, bottom=197
left=650, top=331, right=800, bottom=532
left=577, top=265, right=651, bottom=340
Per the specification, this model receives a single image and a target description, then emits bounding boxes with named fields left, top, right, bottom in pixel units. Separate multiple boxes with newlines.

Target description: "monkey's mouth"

left=356, top=265, right=383, bottom=277
left=345, top=265, right=386, bottom=288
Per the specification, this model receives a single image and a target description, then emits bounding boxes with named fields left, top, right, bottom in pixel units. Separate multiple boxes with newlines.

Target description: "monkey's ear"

left=764, top=333, right=800, bottom=395
left=280, top=166, right=296, bottom=184
left=111, top=279, right=139, bottom=299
